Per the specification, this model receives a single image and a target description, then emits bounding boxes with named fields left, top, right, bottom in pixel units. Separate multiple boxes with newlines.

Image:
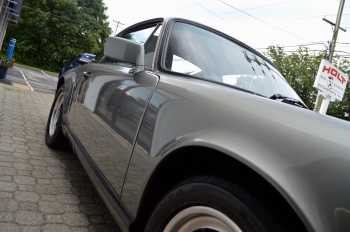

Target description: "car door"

left=71, top=23, right=162, bottom=196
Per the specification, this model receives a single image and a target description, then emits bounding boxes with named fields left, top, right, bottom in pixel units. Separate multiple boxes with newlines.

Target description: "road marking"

left=27, top=75, right=39, bottom=81
left=41, top=70, right=57, bottom=80
left=20, top=70, right=34, bottom=91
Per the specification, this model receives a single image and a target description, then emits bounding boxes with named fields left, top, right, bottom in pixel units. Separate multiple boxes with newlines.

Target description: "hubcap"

left=164, top=206, right=243, bottom=232
left=49, top=92, right=64, bottom=137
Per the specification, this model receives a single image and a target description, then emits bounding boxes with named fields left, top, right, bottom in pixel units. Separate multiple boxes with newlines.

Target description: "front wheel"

left=145, top=175, right=306, bottom=232
left=45, top=85, right=68, bottom=148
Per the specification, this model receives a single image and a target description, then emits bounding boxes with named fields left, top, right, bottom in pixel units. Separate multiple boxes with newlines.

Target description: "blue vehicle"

left=59, top=53, right=95, bottom=78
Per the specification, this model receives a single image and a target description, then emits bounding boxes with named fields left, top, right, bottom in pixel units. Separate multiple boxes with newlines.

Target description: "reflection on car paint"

left=72, top=65, right=158, bottom=196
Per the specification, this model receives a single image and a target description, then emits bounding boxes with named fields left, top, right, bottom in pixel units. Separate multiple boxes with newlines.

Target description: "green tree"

left=266, top=46, right=350, bottom=120
left=2, top=0, right=111, bottom=72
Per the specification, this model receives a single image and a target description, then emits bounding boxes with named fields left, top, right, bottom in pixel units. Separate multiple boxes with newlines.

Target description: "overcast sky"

left=102, top=0, right=350, bottom=58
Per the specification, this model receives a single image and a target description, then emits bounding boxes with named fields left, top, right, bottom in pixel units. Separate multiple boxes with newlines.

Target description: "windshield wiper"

left=270, top=94, right=308, bottom=109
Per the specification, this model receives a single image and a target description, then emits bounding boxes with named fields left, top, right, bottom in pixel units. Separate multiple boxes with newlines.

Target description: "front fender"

left=122, top=74, right=350, bottom=232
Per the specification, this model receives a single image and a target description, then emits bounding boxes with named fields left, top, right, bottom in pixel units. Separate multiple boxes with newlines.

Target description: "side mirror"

left=104, top=37, right=144, bottom=73
left=77, top=58, right=92, bottom=65
left=62, top=60, right=68, bottom=66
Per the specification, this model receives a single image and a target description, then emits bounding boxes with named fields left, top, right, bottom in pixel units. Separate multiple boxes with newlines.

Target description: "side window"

left=122, top=26, right=156, bottom=44
left=99, top=24, right=163, bottom=70
left=144, top=25, right=162, bottom=70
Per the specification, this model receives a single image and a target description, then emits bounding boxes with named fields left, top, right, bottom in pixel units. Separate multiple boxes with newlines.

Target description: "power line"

left=283, top=14, right=350, bottom=21
left=214, top=0, right=299, bottom=17
left=199, top=0, right=299, bottom=19
left=193, top=0, right=225, bottom=21
left=22, top=5, right=85, bottom=25
left=217, top=0, right=316, bottom=43
left=254, top=42, right=326, bottom=49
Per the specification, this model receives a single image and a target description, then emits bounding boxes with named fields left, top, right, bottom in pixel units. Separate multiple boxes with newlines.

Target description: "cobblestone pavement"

left=0, top=83, right=121, bottom=231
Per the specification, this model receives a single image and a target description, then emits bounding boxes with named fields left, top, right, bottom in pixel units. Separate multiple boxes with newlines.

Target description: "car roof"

left=81, top=53, right=95, bottom=57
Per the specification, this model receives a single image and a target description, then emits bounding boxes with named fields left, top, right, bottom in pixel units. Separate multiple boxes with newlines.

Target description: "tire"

left=45, top=85, right=69, bottom=149
left=145, top=175, right=306, bottom=232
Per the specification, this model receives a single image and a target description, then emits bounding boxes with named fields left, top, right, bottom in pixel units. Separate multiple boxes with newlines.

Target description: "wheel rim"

left=164, top=206, right=243, bottom=232
left=49, top=92, right=64, bottom=137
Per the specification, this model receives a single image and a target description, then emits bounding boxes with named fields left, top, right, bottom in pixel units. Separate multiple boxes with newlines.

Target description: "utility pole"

left=113, top=20, right=124, bottom=36
left=314, top=0, right=346, bottom=113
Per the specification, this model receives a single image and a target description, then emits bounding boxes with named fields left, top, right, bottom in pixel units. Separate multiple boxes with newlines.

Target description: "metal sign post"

left=314, top=0, right=346, bottom=114
left=2, top=37, right=16, bottom=79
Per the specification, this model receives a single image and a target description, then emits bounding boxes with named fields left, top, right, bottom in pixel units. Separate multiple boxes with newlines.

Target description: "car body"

left=47, top=17, right=350, bottom=232
left=59, top=53, right=95, bottom=78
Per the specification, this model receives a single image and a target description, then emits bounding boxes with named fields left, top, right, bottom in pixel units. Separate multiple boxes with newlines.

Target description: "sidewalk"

left=0, top=78, right=30, bottom=90
left=0, top=83, right=120, bottom=231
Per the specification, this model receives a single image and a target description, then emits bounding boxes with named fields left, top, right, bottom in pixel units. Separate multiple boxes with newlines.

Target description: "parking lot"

left=3, top=65, right=57, bottom=95
left=0, top=83, right=121, bottom=231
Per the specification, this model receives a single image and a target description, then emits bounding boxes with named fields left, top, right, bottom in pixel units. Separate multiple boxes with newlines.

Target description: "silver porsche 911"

left=46, top=17, right=350, bottom=232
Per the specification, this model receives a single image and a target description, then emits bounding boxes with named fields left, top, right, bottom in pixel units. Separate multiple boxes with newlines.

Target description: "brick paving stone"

left=40, top=194, right=56, bottom=202
left=15, top=192, right=40, bottom=202
left=72, top=181, right=86, bottom=187
left=57, top=194, right=80, bottom=205
left=0, top=181, right=17, bottom=191
left=34, top=166, right=47, bottom=171
left=14, top=162, right=33, bottom=171
left=42, top=224, right=70, bottom=232
left=51, top=179, right=72, bottom=188
left=39, top=201, right=79, bottom=214
left=79, top=197, right=94, bottom=204
left=89, top=224, right=119, bottom=232
left=18, top=185, right=35, bottom=192
left=35, top=184, right=57, bottom=194
left=0, top=166, right=17, bottom=175
left=0, top=83, right=121, bottom=230
left=0, top=175, right=12, bottom=182
left=0, top=154, right=15, bottom=162
left=0, top=212, right=14, bottom=222
left=0, top=199, right=18, bottom=212
left=15, top=211, right=44, bottom=225
left=18, top=202, right=39, bottom=211
left=37, top=179, right=51, bottom=184
left=18, top=170, right=31, bottom=176
left=89, top=216, right=106, bottom=224
left=63, top=212, right=89, bottom=226
left=0, top=222, right=18, bottom=231
left=0, top=192, right=13, bottom=199
left=79, top=204, right=105, bottom=216
left=14, top=176, right=36, bottom=185
left=47, top=166, right=65, bottom=174
left=71, top=187, right=94, bottom=197
left=45, top=214, right=63, bottom=223
left=19, top=226, right=41, bottom=232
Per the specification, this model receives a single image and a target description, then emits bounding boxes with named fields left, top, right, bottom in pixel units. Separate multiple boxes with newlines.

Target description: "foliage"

left=0, top=55, right=16, bottom=69
left=266, top=46, right=350, bottom=120
left=2, top=0, right=111, bottom=72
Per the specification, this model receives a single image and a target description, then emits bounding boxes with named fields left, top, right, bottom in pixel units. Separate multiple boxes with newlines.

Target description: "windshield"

left=164, top=22, right=301, bottom=100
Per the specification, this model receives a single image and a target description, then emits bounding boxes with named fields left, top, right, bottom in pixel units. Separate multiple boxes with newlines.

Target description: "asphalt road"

left=5, top=64, right=58, bottom=95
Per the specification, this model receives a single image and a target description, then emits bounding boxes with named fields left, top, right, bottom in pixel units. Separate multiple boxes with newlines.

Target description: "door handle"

left=83, top=71, right=91, bottom=79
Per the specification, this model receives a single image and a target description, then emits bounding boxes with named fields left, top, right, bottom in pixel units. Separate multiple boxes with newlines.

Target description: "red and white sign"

left=313, top=59, right=348, bottom=101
